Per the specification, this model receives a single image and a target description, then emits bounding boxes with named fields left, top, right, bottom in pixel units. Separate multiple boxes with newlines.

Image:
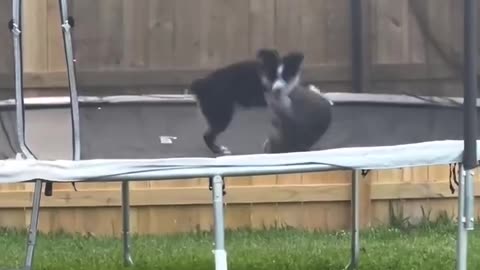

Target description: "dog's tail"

left=189, top=78, right=209, bottom=108
left=189, top=78, right=205, bottom=96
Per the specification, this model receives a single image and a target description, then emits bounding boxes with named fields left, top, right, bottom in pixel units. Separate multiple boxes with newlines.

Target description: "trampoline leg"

left=457, top=166, right=474, bottom=270
left=121, top=181, right=134, bottom=266
left=464, top=169, right=475, bottom=231
left=345, top=170, right=360, bottom=270
left=211, top=175, right=228, bottom=270
left=24, top=180, right=43, bottom=270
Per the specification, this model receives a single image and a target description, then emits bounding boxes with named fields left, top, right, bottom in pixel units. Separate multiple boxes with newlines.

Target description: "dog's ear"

left=256, top=49, right=280, bottom=73
left=256, top=48, right=280, bottom=62
left=282, top=52, right=304, bottom=78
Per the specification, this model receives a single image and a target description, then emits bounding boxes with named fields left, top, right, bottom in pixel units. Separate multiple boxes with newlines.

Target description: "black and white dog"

left=190, top=48, right=333, bottom=155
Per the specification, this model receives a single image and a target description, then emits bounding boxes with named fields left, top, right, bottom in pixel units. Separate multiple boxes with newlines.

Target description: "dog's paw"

left=218, top=146, right=232, bottom=155
left=210, top=145, right=232, bottom=156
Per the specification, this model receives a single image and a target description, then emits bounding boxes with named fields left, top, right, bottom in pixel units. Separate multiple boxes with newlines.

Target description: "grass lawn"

left=1, top=221, right=480, bottom=270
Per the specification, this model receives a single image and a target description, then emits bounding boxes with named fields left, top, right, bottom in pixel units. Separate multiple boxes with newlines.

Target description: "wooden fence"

left=21, top=0, right=467, bottom=95
left=0, top=0, right=478, bottom=236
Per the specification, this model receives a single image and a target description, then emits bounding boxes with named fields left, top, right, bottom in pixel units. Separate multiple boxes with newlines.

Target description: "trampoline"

left=1, top=0, right=479, bottom=270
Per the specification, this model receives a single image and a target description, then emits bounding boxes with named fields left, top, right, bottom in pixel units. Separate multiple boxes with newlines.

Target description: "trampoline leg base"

left=121, top=181, right=134, bottom=267
left=24, top=180, right=43, bottom=270
left=123, top=254, right=134, bottom=267
left=211, top=175, right=227, bottom=270
left=213, top=249, right=228, bottom=270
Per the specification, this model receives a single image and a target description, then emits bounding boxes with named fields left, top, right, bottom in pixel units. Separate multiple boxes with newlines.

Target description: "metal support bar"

left=11, top=0, right=34, bottom=160
left=456, top=166, right=468, bottom=270
left=24, top=180, right=43, bottom=270
left=351, top=170, right=360, bottom=269
left=58, top=0, right=81, bottom=161
left=345, top=170, right=360, bottom=270
left=457, top=0, right=478, bottom=267
left=211, top=175, right=227, bottom=270
left=122, top=181, right=134, bottom=266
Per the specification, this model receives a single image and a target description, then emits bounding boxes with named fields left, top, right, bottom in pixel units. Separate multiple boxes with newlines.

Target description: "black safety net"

left=63, top=0, right=479, bottom=159
left=0, top=0, right=20, bottom=159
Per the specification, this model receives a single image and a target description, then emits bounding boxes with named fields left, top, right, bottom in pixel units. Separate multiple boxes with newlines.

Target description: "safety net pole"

left=11, top=0, right=35, bottom=162
left=58, top=0, right=80, bottom=160
left=11, top=0, right=22, bottom=150
left=347, top=0, right=364, bottom=268
left=457, top=0, right=478, bottom=268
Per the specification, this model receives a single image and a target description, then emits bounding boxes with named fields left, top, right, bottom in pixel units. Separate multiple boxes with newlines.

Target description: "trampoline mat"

left=78, top=100, right=478, bottom=159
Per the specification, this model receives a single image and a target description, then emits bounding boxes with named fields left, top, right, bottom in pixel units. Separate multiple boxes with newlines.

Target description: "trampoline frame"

left=2, top=0, right=477, bottom=270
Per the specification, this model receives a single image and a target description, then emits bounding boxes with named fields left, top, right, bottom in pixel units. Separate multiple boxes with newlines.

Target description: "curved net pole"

left=11, top=0, right=31, bottom=160
left=345, top=0, right=369, bottom=268
left=58, top=0, right=80, bottom=162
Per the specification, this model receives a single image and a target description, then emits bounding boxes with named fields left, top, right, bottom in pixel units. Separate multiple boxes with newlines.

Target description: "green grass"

left=1, top=220, right=480, bottom=270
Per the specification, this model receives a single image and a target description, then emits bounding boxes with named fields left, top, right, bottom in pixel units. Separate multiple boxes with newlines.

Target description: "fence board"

left=173, top=0, right=206, bottom=67
left=251, top=175, right=277, bottom=186
left=46, top=0, right=66, bottom=71
left=373, top=0, right=409, bottom=64
left=407, top=0, right=427, bottom=63
left=274, top=0, right=303, bottom=54
left=2, top=181, right=475, bottom=209
left=325, top=0, right=351, bottom=64
left=1, top=180, right=478, bottom=235
left=147, top=0, right=175, bottom=68
left=299, top=0, right=328, bottom=64
left=23, top=0, right=48, bottom=72
left=70, top=0, right=101, bottom=69
left=249, top=0, right=276, bottom=54
left=0, top=0, right=12, bottom=74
